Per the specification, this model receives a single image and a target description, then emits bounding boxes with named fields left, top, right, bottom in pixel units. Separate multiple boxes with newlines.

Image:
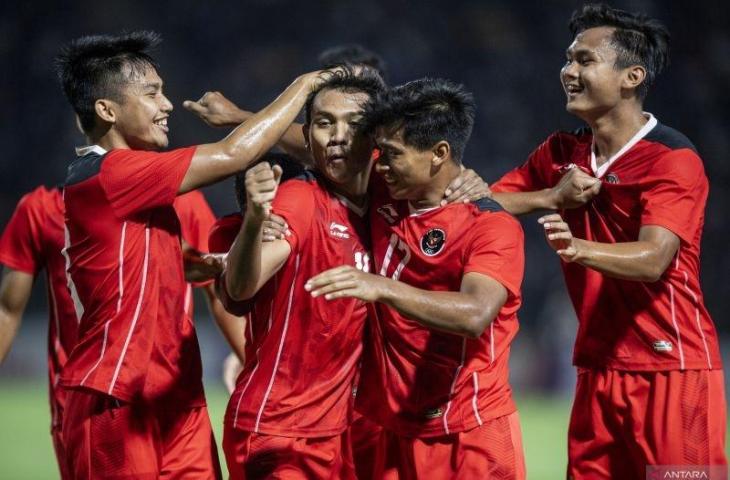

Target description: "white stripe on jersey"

left=471, top=372, right=483, bottom=426
left=108, top=226, right=150, bottom=395
left=669, top=283, right=685, bottom=370
left=254, top=254, right=300, bottom=433
left=675, top=248, right=712, bottom=369
left=442, top=337, right=467, bottom=435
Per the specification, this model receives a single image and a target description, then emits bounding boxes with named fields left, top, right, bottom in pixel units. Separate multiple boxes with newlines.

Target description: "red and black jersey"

left=492, top=116, right=721, bottom=371
left=222, top=172, right=371, bottom=437
left=60, top=145, right=206, bottom=406
left=357, top=177, right=525, bottom=438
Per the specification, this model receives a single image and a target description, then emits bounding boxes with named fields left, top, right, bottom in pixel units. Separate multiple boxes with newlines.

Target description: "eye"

left=315, top=119, right=331, bottom=127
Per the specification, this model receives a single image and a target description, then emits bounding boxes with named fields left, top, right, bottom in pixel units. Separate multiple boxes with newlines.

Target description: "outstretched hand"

left=305, top=265, right=387, bottom=302
left=183, top=91, right=248, bottom=128
left=538, top=213, right=580, bottom=262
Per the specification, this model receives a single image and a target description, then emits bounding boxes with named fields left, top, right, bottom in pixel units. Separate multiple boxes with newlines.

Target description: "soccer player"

left=0, top=184, right=238, bottom=479
left=306, top=78, right=526, bottom=479
left=54, top=30, right=330, bottom=479
left=219, top=69, right=384, bottom=480
left=490, top=5, right=726, bottom=478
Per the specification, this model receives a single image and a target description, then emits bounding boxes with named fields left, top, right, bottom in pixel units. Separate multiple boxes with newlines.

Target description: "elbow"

left=636, top=258, right=670, bottom=283
left=224, top=273, right=255, bottom=303
left=461, top=314, right=495, bottom=339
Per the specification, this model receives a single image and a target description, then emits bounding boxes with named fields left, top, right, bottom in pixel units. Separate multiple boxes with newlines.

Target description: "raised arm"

left=183, top=91, right=311, bottom=167
left=0, top=267, right=34, bottom=364
left=225, top=162, right=292, bottom=302
left=540, top=214, right=679, bottom=282
left=493, top=167, right=601, bottom=215
left=305, top=267, right=507, bottom=338
left=179, top=73, right=322, bottom=193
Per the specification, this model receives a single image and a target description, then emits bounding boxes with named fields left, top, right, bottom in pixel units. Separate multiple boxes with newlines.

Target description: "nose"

left=374, top=159, right=389, bottom=173
left=160, top=93, right=173, bottom=113
left=561, top=61, right=578, bottom=81
left=331, top=121, right=349, bottom=144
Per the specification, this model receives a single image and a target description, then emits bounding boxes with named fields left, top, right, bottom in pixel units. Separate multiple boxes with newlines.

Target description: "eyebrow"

left=142, top=81, right=163, bottom=90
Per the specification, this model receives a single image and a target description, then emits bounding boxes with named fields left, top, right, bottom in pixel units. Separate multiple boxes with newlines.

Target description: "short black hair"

left=234, top=152, right=305, bottom=211
left=569, top=4, right=670, bottom=99
left=303, top=66, right=386, bottom=125
left=363, top=78, right=475, bottom=163
left=55, top=31, right=161, bottom=133
left=318, top=44, right=386, bottom=78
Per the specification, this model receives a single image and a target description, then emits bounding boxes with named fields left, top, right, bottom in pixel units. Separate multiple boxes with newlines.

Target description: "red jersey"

left=0, top=186, right=76, bottom=429
left=208, top=213, right=242, bottom=254
left=492, top=116, right=721, bottom=371
left=223, top=172, right=370, bottom=437
left=357, top=180, right=525, bottom=438
left=60, top=145, right=206, bottom=406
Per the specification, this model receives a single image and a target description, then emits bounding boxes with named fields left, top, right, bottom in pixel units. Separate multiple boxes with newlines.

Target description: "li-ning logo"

left=605, top=172, right=620, bottom=184
left=329, top=222, right=350, bottom=239
left=652, top=340, right=673, bottom=353
left=377, top=204, right=399, bottom=224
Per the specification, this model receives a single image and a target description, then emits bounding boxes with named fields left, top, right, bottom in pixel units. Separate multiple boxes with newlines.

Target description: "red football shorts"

left=344, top=411, right=382, bottom=480
left=568, top=368, right=728, bottom=480
left=223, top=424, right=355, bottom=480
left=62, top=389, right=222, bottom=479
left=374, top=411, right=526, bottom=480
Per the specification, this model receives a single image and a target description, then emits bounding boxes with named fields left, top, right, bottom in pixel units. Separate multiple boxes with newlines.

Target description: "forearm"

left=571, top=238, right=672, bottom=282
left=492, top=190, right=556, bottom=215
left=182, top=75, right=316, bottom=192
left=378, top=280, right=496, bottom=338
left=203, top=285, right=246, bottom=362
left=277, top=123, right=312, bottom=166
left=225, top=214, right=266, bottom=301
left=0, top=307, right=22, bottom=364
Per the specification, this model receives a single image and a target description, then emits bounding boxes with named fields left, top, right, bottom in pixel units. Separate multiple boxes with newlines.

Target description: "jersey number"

left=354, top=251, right=371, bottom=272
left=379, top=233, right=411, bottom=280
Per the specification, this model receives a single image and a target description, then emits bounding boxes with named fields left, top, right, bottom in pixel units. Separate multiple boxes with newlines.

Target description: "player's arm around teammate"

left=306, top=267, right=507, bottom=338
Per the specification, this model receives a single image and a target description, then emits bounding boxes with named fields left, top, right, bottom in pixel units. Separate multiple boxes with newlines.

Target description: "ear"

left=623, top=65, right=647, bottom=92
left=302, top=124, right=310, bottom=150
left=431, top=141, right=450, bottom=167
left=94, top=99, right=118, bottom=125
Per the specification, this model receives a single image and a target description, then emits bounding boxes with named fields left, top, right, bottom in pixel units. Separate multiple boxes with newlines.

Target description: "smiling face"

left=560, top=26, right=630, bottom=120
left=305, top=87, right=373, bottom=186
left=111, top=65, right=173, bottom=151
left=374, top=124, right=436, bottom=201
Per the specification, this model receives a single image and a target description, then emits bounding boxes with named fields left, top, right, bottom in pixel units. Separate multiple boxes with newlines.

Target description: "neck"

left=88, top=127, right=130, bottom=151
left=322, top=161, right=372, bottom=208
left=584, top=102, right=647, bottom=164
left=409, top=162, right=461, bottom=210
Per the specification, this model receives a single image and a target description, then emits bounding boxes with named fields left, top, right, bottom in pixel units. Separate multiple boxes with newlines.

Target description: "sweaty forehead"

left=569, top=26, right=616, bottom=54
left=311, top=88, right=369, bottom=116
left=120, top=62, right=162, bottom=88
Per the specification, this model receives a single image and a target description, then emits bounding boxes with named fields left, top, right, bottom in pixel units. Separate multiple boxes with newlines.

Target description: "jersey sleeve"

left=0, top=189, right=47, bottom=275
left=270, top=179, right=317, bottom=253
left=640, top=150, right=708, bottom=244
left=173, top=190, right=216, bottom=253
left=491, top=134, right=558, bottom=193
left=99, top=147, right=195, bottom=219
left=208, top=214, right=243, bottom=254
left=463, top=212, right=525, bottom=299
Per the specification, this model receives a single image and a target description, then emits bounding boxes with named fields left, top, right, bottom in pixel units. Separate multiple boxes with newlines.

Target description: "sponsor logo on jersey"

left=652, top=340, right=673, bottom=353
left=421, top=228, right=446, bottom=256
left=329, top=222, right=350, bottom=239
left=377, top=204, right=399, bottom=224
left=424, top=407, right=443, bottom=419
left=605, top=172, right=620, bottom=184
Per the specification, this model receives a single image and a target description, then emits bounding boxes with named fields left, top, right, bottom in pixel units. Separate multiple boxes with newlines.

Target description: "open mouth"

left=565, top=84, right=584, bottom=97
left=153, top=117, right=169, bottom=133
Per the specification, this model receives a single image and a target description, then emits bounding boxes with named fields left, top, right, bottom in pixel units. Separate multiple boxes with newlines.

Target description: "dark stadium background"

left=1, top=0, right=728, bottom=477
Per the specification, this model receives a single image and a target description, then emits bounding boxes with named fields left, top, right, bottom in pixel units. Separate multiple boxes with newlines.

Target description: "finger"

left=444, top=173, right=467, bottom=198
left=538, top=214, right=563, bottom=224
left=183, top=100, right=206, bottom=115
left=305, top=267, right=355, bottom=289
left=268, top=214, right=288, bottom=228
left=305, top=272, right=355, bottom=291
left=543, top=220, right=569, bottom=231
left=272, top=164, right=283, bottom=184
left=547, top=231, right=573, bottom=241
left=310, top=280, right=358, bottom=298
left=324, top=288, right=361, bottom=301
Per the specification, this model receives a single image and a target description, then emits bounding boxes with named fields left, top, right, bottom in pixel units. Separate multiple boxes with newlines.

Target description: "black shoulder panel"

left=472, top=197, right=505, bottom=213
left=65, top=152, right=106, bottom=187
left=293, top=169, right=318, bottom=182
left=644, top=123, right=697, bottom=152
